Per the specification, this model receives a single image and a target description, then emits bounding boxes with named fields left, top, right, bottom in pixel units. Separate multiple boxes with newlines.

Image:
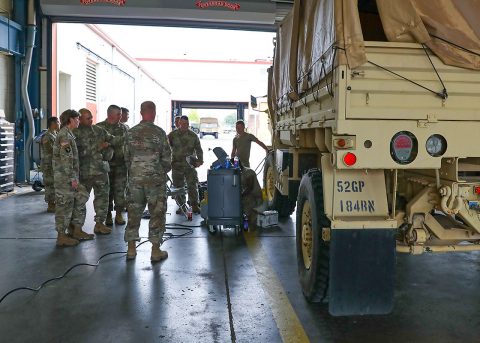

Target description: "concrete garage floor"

left=0, top=189, right=479, bottom=343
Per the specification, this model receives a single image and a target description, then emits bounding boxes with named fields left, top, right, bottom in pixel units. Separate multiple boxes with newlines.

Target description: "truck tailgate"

left=346, top=42, right=480, bottom=121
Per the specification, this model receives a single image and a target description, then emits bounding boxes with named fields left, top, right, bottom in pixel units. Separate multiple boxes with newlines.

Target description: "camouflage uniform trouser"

left=43, top=169, right=55, bottom=203
left=172, top=162, right=199, bottom=206
left=125, top=180, right=167, bottom=244
left=54, top=184, right=89, bottom=234
left=108, top=165, right=127, bottom=212
left=82, top=173, right=109, bottom=223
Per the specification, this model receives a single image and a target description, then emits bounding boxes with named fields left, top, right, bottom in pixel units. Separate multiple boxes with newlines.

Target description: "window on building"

left=86, top=59, right=97, bottom=102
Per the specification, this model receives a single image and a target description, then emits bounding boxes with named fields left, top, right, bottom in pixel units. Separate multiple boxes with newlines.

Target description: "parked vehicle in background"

left=199, top=117, right=219, bottom=139
left=190, top=122, right=200, bottom=134
left=223, top=125, right=234, bottom=134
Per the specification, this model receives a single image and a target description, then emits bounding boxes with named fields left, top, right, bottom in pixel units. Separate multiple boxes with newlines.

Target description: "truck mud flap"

left=329, top=229, right=396, bottom=316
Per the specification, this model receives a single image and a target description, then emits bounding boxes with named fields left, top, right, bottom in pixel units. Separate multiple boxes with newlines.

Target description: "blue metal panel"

left=15, top=55, right=26, bottom=182
left=0, top=16, right=23, bottom=56
left=46, top=18, right=53, bottom=121
left=13, top=0, right=27, bottom=182
left=29, top=21, right=42, bottom=138
left=170, top=100, right=248, bottom=130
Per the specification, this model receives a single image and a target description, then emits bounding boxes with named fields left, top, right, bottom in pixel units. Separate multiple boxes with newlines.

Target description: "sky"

left=98, top=25, right=276, bottom=103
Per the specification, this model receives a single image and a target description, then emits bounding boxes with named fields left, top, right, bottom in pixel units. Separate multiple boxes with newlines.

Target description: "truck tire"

left=263, top=154, right=296, bottom=217
left=32, top=180, right=44, bottom=192
left=296, top=169, right=330, bottom=303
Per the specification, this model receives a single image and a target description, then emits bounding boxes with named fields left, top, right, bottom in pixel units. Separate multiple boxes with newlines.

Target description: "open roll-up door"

left=39, top=0, right=292, bottom=31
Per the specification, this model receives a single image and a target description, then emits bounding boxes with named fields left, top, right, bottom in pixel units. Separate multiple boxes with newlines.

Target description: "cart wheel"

left=32, top=181, right=43, bottom=192
left=208, top=225, right=217, bottom=235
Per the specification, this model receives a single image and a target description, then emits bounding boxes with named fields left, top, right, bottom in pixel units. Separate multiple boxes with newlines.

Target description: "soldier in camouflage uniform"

left=53, top=110, right=93, bottom=247
left=97, top=104, right=129, bottom=226
left=41, top=117, right=59, bottom=213
left=75, top=108, right=121, bottom=235
left=168, top=115, right=203, bottom=214
left=240, top=162, right=263, bottom=228
left=121, top=107, right=130, bottom=129
left=124, top=101, right=172, bottom=262
left=174, top=115, right=181, bottom=129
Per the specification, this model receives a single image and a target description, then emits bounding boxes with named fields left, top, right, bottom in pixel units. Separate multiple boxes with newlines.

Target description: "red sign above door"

left=80, top=0, right=126, bottom=6
left=195, top=0, right=241, bottom=11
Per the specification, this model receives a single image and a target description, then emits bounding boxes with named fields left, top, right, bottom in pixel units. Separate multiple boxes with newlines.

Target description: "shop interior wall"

left=0, top=0, right=14, bottom=122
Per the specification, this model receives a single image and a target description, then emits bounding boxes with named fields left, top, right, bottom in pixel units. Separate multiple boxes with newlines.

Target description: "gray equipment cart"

left=207, top=168, right=242, bottom=234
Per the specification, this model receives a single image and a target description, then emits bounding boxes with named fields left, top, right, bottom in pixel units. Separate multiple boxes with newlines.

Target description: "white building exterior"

left=55, top=23, right=171, bottom=130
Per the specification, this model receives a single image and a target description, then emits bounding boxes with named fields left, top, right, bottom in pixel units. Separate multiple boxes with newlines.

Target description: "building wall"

left=0, top=55, right=14, bottom=122
left=0, top=0, right=14, bottom=122
left=56, top=23, right=171, bottom=130
left=247, top=100, right=271, bottom=145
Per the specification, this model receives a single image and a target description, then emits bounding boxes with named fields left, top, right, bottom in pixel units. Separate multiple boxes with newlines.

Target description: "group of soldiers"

left=40, top=102, right=267, bottom=261
left=40, top=102, right=185, bottom=261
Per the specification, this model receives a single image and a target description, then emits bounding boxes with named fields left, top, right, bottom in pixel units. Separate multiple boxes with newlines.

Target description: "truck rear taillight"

left=391, top=131, right=418, bottom=164
left=426, top=134, right=447, bottom=157
left=343, top=152, right=357, bottom=166
left=475, top=186, right=480, bottom=195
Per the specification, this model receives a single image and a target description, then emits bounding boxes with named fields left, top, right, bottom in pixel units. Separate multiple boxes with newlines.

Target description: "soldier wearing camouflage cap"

left=41, top=117, right=59, bottom=213
left=97, top=104, right=129, bottom=226
left=168, top=115, right=204, bottom=214
left=53, top=109, right=93, bottom=247
left=75, top=108, right=121, bottom=235
left=124, top=101, right=172, bottom=262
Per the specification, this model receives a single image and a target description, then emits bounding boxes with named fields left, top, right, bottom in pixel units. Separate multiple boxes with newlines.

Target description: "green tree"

left=187, top=109, right=200, bottom=123
left=224, top=113, right=237, bottom=126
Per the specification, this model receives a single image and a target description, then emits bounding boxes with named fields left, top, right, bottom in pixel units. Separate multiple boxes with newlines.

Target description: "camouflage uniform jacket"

left=168, top=129, right=203, bottom=165
left=96, top=120, right=128, bottom=166
left=73, top=125, right=117, bottom=179
left=52, top=127, right=79, bottom=183
left=125, top=121, right=172, bottom=182
left=40, top=129, right=57, bottom=172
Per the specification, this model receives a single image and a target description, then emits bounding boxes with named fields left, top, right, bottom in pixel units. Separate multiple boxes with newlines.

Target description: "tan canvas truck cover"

left=271, top=0, right=480, bottom=112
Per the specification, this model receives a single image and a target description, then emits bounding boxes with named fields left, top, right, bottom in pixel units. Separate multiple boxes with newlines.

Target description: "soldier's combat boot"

left=71, top=224, right=94, bottom=241
left=191, top=204, right=201, bottom=214
left=151, top=243, right=168, bottom=262
left=106, top=212, right=113, bottom=226
left=47, top=202, right=56, bottom=213
left=126, top=241, right=137, bottom=260
left=94, top=222, right=112, bottom=235
left=56, top=233, right=79, bottom=247
left=115, top=212, right=126, bottom=225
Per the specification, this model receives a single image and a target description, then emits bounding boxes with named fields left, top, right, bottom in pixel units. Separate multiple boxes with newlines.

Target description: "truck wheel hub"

left=301, top=201, right=313, bottom=270
left=266, top=166, right=275, bottom=202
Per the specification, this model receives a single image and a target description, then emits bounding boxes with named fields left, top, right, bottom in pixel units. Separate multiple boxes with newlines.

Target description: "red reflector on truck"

left=343, top=152, right=357, bottom=166
left=475, top=186, right=480, bottom=195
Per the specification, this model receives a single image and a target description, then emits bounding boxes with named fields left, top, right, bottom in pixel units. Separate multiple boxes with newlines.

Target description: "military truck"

left=264, top=0, right=480, bottom=316
left=199, top=117, right=219, bottom=139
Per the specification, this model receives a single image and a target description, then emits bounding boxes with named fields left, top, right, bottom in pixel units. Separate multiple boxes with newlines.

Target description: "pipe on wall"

left=21, top=0, right=36, bottom=181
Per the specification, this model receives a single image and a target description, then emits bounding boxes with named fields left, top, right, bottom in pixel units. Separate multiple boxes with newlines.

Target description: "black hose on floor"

left=0, top=225, right=194, bottom=306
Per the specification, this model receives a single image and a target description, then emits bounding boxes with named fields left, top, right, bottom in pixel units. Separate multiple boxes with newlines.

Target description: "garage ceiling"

left=40, top=0, right=293, bottom=31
